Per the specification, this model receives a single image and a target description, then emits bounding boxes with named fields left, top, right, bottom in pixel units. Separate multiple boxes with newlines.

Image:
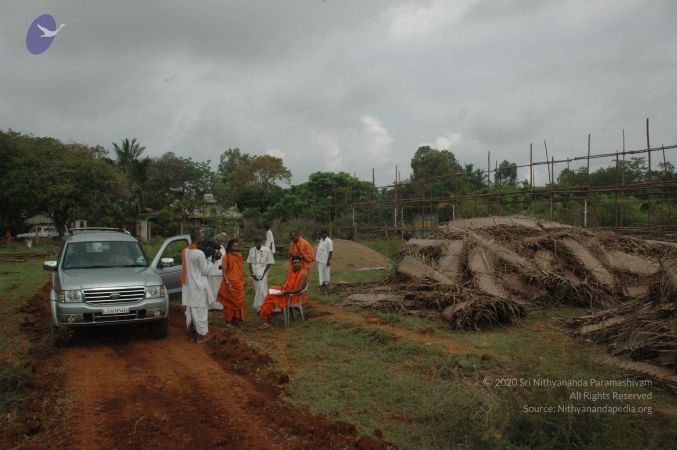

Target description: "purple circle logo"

left=26, top=14, right=65, bottom=55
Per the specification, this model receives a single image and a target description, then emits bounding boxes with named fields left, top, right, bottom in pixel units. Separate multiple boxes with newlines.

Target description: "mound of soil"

left=318, top=239, right=390, bottom=271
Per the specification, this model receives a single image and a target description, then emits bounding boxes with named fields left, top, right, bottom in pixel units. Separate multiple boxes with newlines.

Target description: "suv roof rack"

left=69, top=227, right=125, bottom=234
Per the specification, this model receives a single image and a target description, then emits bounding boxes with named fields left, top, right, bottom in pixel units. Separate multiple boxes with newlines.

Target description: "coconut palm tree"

left=112, top=138, right=146, bottom=168
left=113, top=138, right=150, bottom=216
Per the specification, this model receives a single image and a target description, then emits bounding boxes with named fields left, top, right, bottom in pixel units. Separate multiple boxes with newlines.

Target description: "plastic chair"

left=283, top=282, right=309, bottom=328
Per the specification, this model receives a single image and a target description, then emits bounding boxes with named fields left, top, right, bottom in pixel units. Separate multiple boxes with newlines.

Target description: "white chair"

left=283, top=282, right=309, bottom=328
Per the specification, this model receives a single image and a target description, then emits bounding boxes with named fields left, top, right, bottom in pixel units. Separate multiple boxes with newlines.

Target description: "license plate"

left=101, top=306, right=130, bottom=315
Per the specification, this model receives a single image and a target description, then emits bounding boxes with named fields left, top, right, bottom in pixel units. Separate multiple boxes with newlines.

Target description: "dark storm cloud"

left=1, top=0, right=676, bottom=186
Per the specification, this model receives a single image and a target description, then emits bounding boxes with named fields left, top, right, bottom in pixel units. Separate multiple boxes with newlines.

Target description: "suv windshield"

left=62, top=241, right=148, bottom=269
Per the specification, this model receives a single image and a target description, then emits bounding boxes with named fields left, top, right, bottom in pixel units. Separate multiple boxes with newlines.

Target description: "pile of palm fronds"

left=333, top=216, right=676, bottom=331
left=564, top=256, right=676, bottom=390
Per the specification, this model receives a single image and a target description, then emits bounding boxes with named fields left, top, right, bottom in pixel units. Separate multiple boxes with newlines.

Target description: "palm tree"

left=112, top=138, right=146, bottom=168
left=113, top=138, right=150, bottom=216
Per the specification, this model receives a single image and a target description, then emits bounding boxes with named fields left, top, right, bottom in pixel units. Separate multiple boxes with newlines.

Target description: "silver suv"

left=44, top=228, right=170, bottom=344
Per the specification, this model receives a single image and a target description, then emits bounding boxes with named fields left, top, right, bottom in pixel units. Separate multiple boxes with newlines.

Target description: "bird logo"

left=26, top=14, right=65, bottom=54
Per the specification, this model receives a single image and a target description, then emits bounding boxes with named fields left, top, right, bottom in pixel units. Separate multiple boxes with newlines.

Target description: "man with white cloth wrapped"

left=316, top=230, right=333, bottom=286
left=183, top=231, right=219, bottom=343
left=247, top=236, right=275, bottom=312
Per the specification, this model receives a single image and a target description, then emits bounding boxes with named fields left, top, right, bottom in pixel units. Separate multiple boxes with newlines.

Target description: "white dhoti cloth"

left=247, top=246, right=275, bottom=312
left=183, top=249, right=215, bottom=336
left=252, top=275, right=268, bottom=311
left=185, top=304, right=209, bottom=336
left=317, top=262, right=331, bottom=285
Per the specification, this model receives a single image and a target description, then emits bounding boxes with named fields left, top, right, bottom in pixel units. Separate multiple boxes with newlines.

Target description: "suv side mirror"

left=160, top=257, right=175, bottom=268
left=43, top=260, right=57, bottom=271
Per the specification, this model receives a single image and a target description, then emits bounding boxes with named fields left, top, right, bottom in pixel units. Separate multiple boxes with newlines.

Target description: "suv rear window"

left=62, top=241, right=148, bottom=269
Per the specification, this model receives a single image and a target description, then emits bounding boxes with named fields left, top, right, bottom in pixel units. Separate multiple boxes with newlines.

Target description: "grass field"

left=218, top=255, right=677, bottom=449
left=2, top=241, right=676, bottom=449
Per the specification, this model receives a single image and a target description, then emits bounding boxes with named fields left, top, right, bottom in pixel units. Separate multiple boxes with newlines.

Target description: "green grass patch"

left=0, top=241, right=57, bottom=254
left=0, top=260, right=51, bottom=412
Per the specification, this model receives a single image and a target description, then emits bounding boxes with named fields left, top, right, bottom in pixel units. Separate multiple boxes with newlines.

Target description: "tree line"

left=1, top=129, right=674, bottom=237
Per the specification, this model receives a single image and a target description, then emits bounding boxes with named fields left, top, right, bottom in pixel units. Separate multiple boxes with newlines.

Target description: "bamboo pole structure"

left=647, top=118, right=652, bottom=227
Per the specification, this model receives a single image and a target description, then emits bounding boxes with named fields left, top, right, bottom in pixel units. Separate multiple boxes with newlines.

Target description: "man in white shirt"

left=183, top=231, right=217, bottom=343
left=316, top=230, right=333, bottom=286
left=207, top=234, right=227, bottom=311
left=247, top=236, right=275, bottom=312
left=264, top=224, right=275, bottom=254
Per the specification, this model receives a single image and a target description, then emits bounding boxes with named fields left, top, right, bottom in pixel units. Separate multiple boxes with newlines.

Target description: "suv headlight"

left=58, top=290, right=83, bottom=303
left=145, top=285, right=166, bottom=298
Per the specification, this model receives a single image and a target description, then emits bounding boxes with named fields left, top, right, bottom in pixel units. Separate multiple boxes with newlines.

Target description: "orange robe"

left=217, top=252, right=246, bottom=322
left=288, top=237, right=315, bottom=273
left=260, top=269, right=308, bottom=318
left=180, top=242, right=198, bottom=285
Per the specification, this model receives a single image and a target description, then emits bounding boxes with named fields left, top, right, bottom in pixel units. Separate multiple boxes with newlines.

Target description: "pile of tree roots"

left=333, top=216, right=676, bottom=382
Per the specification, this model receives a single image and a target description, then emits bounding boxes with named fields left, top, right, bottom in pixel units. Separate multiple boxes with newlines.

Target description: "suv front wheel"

left=52, top=324, right=74, bottom=347
left=147, top=318, right=168, bottom=339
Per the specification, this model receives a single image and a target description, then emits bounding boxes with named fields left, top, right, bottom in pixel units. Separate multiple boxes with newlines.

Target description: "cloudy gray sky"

left=2, top=0, right=676, bottom=185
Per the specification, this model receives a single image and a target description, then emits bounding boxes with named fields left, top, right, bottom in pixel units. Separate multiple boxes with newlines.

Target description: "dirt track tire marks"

left=59, top=313, right=387, bottom=449
left=61, top=322, right=288, bottom=449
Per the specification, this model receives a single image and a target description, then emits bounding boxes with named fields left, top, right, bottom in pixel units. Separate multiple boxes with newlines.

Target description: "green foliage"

left=217, top=148, right=291, bottom=208
left=494, top=159, right=518, bottom=187
left=0, top=131, right=128, bottom=235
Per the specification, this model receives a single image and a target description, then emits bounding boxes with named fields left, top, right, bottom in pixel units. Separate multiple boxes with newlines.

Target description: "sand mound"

left=318, top=239, right=390, bottom=271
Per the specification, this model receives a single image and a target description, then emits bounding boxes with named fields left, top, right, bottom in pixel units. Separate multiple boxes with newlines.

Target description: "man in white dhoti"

left=316, top=230, right=333, bottom=286
left=183, top=231, right=218, bottom=343
left=247, top=236, right=275, bottom=312
left=264, top=224, right=275, bottom=254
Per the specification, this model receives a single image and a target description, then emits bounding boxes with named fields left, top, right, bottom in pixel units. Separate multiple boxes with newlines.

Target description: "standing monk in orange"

left=258, top=255, right=308, bottom=329
left=217, top=239, right=246, bottom=327
left=288, top=230, right=315, bottom=274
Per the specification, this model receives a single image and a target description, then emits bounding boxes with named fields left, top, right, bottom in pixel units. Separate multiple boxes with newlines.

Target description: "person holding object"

left=288, top=230, right=314, bottom=274
left=316, top=230, right=333, bottom=286
left=264, top=224, right=275, bottom=253
left=217, top=239, right=246, bottom=327
left=258, top=255, right=307, bottom=329
left=247, top=236, right=274, bottom=312
left=208, top=233, right=227, bottom=311
left=184, top=232, right=219, bottom=343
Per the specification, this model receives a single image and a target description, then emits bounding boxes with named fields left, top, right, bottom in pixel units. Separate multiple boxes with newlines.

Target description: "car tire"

left=148, top=318, right=168, bottom=339
left=51, top=324, right=73, bottom=347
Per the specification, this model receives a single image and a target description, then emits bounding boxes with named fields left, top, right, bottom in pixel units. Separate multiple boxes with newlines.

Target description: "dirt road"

left=55, top=309, right=385, bottom=450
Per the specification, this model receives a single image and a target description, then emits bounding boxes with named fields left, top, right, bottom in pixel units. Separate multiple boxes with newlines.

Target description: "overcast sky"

left=2, top=0, right=676, bottom=186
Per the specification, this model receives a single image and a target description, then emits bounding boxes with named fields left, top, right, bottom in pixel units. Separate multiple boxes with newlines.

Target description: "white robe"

left=265, top=229, right=276, bottom=254
left=316, top=237, right=333, bottom=285
left=183, top=249, right=215, bottom=336
left=247, top=246, right=275, bottom=311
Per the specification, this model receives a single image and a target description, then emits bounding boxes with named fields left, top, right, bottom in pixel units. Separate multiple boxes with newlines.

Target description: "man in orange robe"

left=217, top=239, right=246, bottom=326
left=288, top=230, right=315, bottom=273
left=258, top=255, right=308, bottom=329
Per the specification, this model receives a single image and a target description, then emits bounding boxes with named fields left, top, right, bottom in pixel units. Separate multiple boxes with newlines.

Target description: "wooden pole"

left=615, top=150, right=619, bottom=226
left=529, top=143, right=533, bottom=187
left=621, top=129, right=625, bottom=226
left=487, top=151, right=491, bottom=188
left=646, top=118, right=652, bottom=228
left=586, top=134, right=591, bottom=184
left=663, top=145, right=671, bottom=223
left=544, top=140, right=551, bottom=186
left=550, top=156, right=554, bottom=219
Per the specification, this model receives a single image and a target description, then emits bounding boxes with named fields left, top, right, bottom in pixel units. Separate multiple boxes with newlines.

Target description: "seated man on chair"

left=258, top=255, right=307, bottom=329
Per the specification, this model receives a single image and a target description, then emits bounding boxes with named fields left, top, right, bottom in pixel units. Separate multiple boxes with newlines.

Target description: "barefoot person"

left=247, top=236, right=274, bottom=312
left=184, top=233, right=219, bottom=343
left=258, top=255, right=308, bottom=329
left=316, top=230, right=333, bottom=286
left=217, top=239, right=246, bottom=326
